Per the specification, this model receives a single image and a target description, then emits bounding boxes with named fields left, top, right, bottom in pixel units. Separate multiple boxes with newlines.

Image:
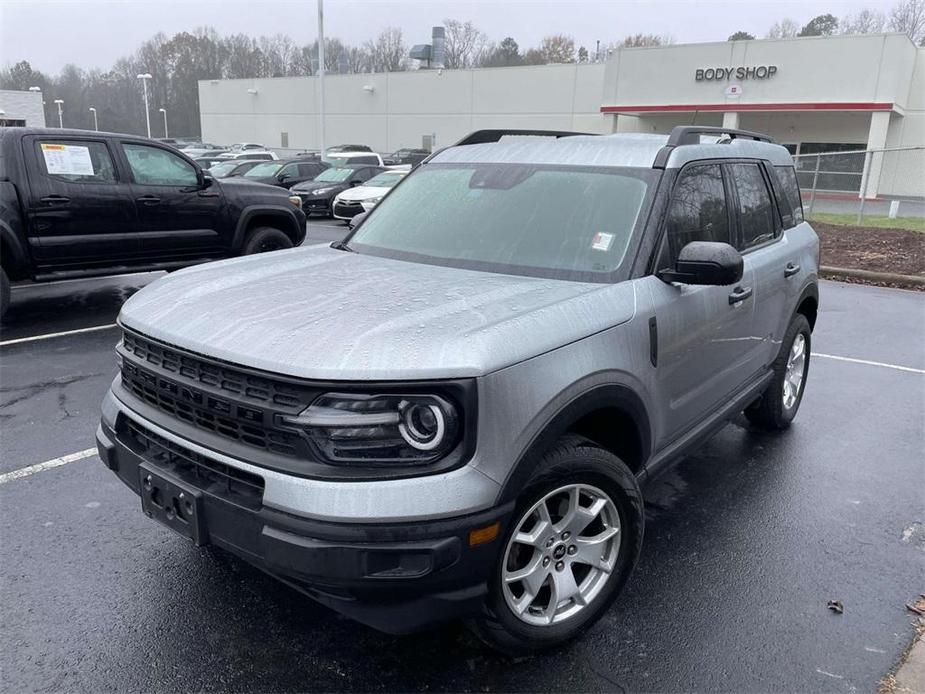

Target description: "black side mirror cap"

left=199, top=170, right=214, bottom=189
left=657, top=241, right=743, bottom=286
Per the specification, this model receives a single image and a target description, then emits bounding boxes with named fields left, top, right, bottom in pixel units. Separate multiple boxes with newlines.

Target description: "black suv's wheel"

left=469, top=435, right=643, bottom=654
left=745, top=313, right=811, bottom=430
left=243, top=227, right=294, bottom=255
left=1, top=268, right=10, bottom=321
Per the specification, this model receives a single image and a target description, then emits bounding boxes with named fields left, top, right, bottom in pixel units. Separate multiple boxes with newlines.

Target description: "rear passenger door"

left=23, top=135, right=140, bottom=268
left=727, top=161, right=789, bottom=369
left=646, top=162, right=760, bottom=444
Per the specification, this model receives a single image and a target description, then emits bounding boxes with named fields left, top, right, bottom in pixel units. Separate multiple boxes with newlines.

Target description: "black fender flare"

left=0, top=222, right=29, bottom=277
left=495, top=382, right=652, bottom=505
left=795, top=281, right=820, bottom=330
left=233, top=205, right=304, bottom=250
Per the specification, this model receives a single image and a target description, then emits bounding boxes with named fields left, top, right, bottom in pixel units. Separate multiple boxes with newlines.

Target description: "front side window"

left=349, top=163, right=656, bottom=282
left=37, top=140, right=116, bottom=183
left=665, top=163, right=730, bottom=258
left=729, top=163, right=778, bottom=249
left=122, top=144, right=197, bottom=186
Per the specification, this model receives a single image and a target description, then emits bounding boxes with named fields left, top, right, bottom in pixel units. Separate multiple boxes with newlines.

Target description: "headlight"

left=278, top=392, right=460, bottom=465
left=311, top=187, right=333, bottom=195
left=360, top=197, right=382, bottom=211
left=288, top=195, right=302, bottom=208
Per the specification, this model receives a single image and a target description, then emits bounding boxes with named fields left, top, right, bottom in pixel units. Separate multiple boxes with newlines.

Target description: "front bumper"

left=96, top=404, right=512, bottom=634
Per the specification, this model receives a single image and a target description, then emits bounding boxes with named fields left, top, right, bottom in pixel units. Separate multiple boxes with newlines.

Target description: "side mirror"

left=347, top=211, right=368, bottom=230
left=350, top=179, right=362, bottom=187
left=277, top=172, right=290, bottom=182
left=658, top=241, right=743, bottom=286
left=199, top=170, right=214, bottom=189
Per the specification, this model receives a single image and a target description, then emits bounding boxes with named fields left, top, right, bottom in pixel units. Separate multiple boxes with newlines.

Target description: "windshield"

left=314, top=167, right=356, bottom=182
left=364, top=172, right=404, bottom=188
left=349, top=163, right=657, bottom=282
left=209, top=162, right=239, bottom=177
left=244, top=162, right=283, bottom=178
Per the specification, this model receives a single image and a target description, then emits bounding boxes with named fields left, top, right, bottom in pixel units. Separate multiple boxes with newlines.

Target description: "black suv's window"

left=36, top=140, right=117, bottom=183
left=729, top=163, right=778, bottom=250
left=666, top=163, right=730, bottom=256
left=122, top=143, right=198, bottom=186
left=774, top=165, right=804, bottom=225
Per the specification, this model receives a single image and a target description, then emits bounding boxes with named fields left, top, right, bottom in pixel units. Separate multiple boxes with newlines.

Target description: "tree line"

left=2, top=0, right=923, bottom=138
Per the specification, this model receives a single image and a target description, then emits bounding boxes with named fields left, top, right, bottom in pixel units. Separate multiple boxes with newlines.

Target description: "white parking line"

left=812, top=352, right=924, bottom=375
left=0, top=448, right=97, bottom=485
left=0, top=323, right=118, bottom=347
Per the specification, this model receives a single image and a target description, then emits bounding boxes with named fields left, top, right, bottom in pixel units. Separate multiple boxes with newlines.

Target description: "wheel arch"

left=496, top=383, right=652, bottom=505
left=796, top=282, right=819, bottom=331
left=233, top=205, right=303, bottom=250
left=0, top=224, right=30, bottom=280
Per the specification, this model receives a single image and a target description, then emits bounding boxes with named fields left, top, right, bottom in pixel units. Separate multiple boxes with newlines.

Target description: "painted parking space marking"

left=812, top=352, right=924, bottom=375
left=0, top=323, right=118, bottom=347
left=0, top=448, right=97, bottom=485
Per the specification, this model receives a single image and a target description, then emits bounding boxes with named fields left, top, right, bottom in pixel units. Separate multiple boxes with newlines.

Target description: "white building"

left=199, top=33, right=924, bottom=198
left=0, top=89, right=46, bottom=127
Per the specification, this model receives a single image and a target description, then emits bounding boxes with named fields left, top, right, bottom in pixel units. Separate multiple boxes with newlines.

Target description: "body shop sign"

left=696, top=65, right=778, bottom=81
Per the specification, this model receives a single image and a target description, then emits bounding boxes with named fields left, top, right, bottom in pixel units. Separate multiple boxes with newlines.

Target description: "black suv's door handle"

left=40, top=195, right=70, bottom=205
left=729, top=286, right=753, bottom=304
left=136, top=195, right=161, bottom=206
left=784, top=263, right=801, bottom=278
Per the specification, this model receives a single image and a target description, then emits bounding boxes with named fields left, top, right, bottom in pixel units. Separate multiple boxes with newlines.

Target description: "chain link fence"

left=792, top=146, right=925, bottom=227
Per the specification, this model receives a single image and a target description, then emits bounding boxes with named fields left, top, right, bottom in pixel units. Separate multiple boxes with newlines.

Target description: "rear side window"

left=36, top=140, right=116, bottom=183
left=774, top=165, right=804, bottom=225
left=123, top=143, right=198, bottom=186
left=729, top=163, right=778, bottom=250
left=665, top=163, right=730, bottom=257
left=349, top=155, right=379, bottom=165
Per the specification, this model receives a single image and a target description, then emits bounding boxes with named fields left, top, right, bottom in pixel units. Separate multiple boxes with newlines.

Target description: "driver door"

left=118, top=141, right=226, bottom=260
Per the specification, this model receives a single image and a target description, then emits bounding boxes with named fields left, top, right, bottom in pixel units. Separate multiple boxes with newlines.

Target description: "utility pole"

left=54, top=99, right=64, bottom=127
left=159, top=108, right=168, bottom=138
left=89, top=107, right=98, bottom=131
left=317, top=0, right=326, bottom=155
left=137, top=73, right=152, bottom=138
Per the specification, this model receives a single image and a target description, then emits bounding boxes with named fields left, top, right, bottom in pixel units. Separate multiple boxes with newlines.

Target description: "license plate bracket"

left=139, top=463, right=207, bottom=546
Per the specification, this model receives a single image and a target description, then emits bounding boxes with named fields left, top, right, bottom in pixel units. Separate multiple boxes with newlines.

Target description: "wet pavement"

left=1, top=221, right=923, bottom=692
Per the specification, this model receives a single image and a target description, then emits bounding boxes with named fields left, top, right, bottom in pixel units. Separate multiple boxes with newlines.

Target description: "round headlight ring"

left=398, top=401, right=446, bottom=451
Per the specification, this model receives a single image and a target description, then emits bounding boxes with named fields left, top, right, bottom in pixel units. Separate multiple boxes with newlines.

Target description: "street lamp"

left=317, top=0, right=326, bottom=155
left=53, top=99, right=64, bottom=128
left=158, top=108, right=168, bottom=138
left=88, top=107, right=98, bottom=131
left=136, top=73, right=152, bottom=138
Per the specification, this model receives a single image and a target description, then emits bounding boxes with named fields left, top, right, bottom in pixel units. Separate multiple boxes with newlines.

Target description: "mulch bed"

left=815, top=221, right=924, bottom=290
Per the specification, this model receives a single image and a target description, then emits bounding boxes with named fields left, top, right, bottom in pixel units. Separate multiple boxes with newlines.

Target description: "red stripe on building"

left=599, top=102, right=894, bottom=114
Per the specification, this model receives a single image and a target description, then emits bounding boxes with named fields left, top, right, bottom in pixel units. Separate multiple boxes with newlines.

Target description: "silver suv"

left=97, top=126, right=819, bottom=653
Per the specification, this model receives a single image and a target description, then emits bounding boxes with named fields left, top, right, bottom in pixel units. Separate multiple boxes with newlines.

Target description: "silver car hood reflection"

left=119, top=245, right=637, bottom=380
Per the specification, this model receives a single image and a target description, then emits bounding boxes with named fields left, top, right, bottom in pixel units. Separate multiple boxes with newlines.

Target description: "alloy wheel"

left=783, top=333, right=807, bottom=410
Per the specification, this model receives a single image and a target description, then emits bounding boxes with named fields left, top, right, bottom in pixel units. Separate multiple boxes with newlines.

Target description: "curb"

left=821, top=266, right=925, bottom=287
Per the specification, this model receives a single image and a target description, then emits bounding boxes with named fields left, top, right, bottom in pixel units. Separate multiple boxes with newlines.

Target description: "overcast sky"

left=1, top=0, right=898, bottom=74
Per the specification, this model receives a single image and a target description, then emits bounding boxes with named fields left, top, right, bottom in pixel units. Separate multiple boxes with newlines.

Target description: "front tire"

left=468, top=435, right=643, bottom=654
left=242, top=227, right=293, bottom=255
left=745, top=313, right=811, bottom=430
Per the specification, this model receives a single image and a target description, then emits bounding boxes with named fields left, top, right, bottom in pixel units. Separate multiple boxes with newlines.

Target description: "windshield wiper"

left=330, top=240, right=355, bottom=252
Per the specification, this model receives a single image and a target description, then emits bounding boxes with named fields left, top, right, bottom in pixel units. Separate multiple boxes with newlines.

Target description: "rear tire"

left=1, top=268, right=10, bottom=322
left=242, top=227, right=293, bottom=255
left=468, top=435, right=644, bottom=655
left=745, top=313, right=811, bottom=430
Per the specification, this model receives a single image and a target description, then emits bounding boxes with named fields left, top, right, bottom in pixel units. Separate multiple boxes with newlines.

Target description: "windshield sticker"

left=41, top=143, right=95, bottom=176
left=591, top=232, right=614, bottom=252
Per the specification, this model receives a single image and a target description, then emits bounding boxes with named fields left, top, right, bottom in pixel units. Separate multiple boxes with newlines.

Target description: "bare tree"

left=766, top=18, right=800, bottom=39
left=443, top=19, right=490, bottom=68
left=840, top=9, right=886, bottom=34
left=619, top=33, right=673, bottom=47
left=364, top=27, right=407, bottom=72
left=889, top=0, right=925, bottom=44
left=535, top=34, right=576, bottom=63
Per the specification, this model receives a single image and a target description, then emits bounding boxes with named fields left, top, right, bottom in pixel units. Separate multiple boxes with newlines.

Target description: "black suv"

left=0, top=128, right=306, bottom=319
left=236, top=158, right=329, bottom=189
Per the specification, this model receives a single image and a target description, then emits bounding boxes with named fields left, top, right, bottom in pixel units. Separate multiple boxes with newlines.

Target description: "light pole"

left=158, top=108, right=168, bottom=138
left=137, top=73, right=152, bottom=138
left=88, top=107, right=98, bottom=131
left=317, top=0, right=326, bottom=155
left=53, top=99, right=64, bottom=128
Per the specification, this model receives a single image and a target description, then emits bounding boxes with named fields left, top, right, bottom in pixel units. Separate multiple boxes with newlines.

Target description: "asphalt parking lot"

left=1, top=218, right=923, bottom=693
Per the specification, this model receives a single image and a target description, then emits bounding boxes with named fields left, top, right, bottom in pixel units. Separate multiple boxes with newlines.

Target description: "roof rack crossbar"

left=453, top=129, right=596, bottom=147
left=666, top=125, right=776, bottom=146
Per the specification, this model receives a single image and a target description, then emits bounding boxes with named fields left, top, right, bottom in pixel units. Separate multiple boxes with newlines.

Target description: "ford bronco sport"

left=97, top=126, right=819, bottom=653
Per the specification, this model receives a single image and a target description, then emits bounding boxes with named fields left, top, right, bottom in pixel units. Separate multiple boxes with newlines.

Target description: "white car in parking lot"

left=332, top=170, right=408, bottom=220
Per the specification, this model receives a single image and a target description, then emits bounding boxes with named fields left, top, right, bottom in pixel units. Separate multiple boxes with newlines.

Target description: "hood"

left=118, top=245, right=637, bottom=381
left=336, top=185, right=390, bottom=202
left=291, top=180, right=346, bottom=194
left=214, top=177, right=290, bottom=197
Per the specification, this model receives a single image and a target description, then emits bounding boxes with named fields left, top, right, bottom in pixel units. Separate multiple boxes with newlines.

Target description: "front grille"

left=333, top=201, right=363, bottom=218
left=120, top=416, right=265, bottom=509
left=120, top=330, right=313, bottom=458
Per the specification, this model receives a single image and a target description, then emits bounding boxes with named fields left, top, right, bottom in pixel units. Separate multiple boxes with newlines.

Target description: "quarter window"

left=729, top=163, right=778, bottom=249
left=774, top=165, right=804, bottom=225
left=37, top=140, right=116, bottom=183
left=122, top=144, right=198, bottom=186
left=666, top=164, right=730, bottom=257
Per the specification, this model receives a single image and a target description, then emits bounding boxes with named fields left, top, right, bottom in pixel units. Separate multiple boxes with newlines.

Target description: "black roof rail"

left=667, top=125, right=776, bottom=146
left=453, top=129, right=596, bottom=147
left=653, top=125, right=777, bottom=168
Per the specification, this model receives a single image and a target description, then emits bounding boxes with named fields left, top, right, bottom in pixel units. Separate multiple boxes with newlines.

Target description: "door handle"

left=729, top=286, right=753, bottom=305
left=40, top=195, right=70, bottom=205
left=136, top=196, right=161, bottom=206
left=784, top=262, right=801, bottom=278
